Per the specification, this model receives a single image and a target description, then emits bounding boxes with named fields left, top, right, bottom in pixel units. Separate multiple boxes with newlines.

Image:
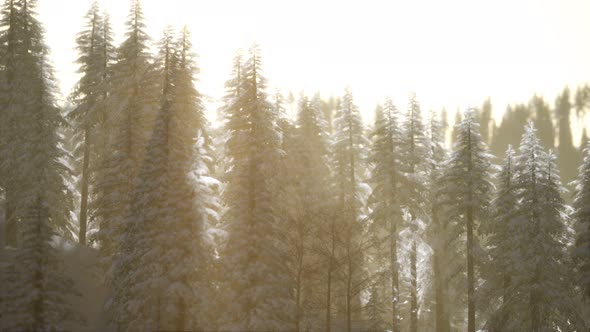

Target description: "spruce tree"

left=331, top=87, right=369, bottom=332
left=286, top=94, right=332, bottom=331
left=499, top=124, right=585, bottom=331
left=427, top=110, right=450, bottom=332
left=367, top=98, right=403, bottom=331
left=399, top=93, right=428, bottom=332
left=439, top=109, right=494, bottom=332
left=219, top=45, right=295, bottom=331
left=69, top=1, right=110, bottom=245
left=116, top=27, right=215, bottom=331
left=480, top=146, right=518, bottom=330
left=0, top=0, right=80, bottom=329
left=98, top=0, right=157, bottom=328
left=573, top=141, right=590, bottom=301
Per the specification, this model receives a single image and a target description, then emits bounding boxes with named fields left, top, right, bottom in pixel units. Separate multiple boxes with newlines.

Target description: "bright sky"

left=39, top=0, right=590, bottom=125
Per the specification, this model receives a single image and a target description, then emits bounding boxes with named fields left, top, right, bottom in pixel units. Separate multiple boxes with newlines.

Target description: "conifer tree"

left=439, top=109, right=494, bottom=332
left=367, top=98, right=403, bottom=332
left=497, top=124, right=585, bottom=331
left=331, top=87, right=369, bottom=332
left=115, top=27, right=215, bottom=331
left=399, top=94, right=428, bottom=332
left=98, top=0, right=157, bottom=327
left=69, top=1, right=110, bottom=245
left=285, top=94, right=332, bottom=331
left=427, top=110, right=450, bottom=332
left=480, top=146, right=518, bottom=330
left=219, top=45, right=295, bottom=331
left=573, top=141, right=590, bottom=301
left=0, top=0, right=80, bottom=329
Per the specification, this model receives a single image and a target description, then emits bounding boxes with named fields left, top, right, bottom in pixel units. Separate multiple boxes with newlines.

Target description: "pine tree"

left=399, top=93, right=428, bottom=332
left=427, top=110, right=450, bottom=332
left=219, top=45, right=295, bottom=331
left=498, top=124, right=585, bottom=331
left=116, top=27, right=216, bottom=331
left=98, top=0, right=157, bottom=328
left=439, top=109, right=494, bottom=332
left=285, top=94, right=332, bottom=331
left=367, top=98, right=403, bottom=332
left=480, top=146, right=518, bottom=330
left=0, top=0, right=80, bottom=329
left=331, top=87, right=369, bottom=332
left=69, top=1, right=110, bottom=245
left=573, top=141, right=590, bottom=301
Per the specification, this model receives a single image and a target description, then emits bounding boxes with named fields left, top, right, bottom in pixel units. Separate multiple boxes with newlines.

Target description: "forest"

left=1, top=0, right=590, bottom=331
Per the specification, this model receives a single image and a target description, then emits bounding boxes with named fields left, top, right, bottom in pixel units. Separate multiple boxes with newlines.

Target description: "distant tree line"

left=0, top=1, right=589, bottom=331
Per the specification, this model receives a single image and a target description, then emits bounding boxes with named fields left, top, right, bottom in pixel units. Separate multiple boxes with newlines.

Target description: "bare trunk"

left=296, top=245, right=303, bottom=332
left=325, top=219, right=335, bottom=332
left=390, top=219, right=400, bottom=332
left=433, top=238, right=447, bottom=332
left=467, top=207, right=475, bottom=332
left=346, top=227, right=352, bottom=332
left=410, top=236, right=418, bottom=332
left=79, top=127, right=91, bottom=245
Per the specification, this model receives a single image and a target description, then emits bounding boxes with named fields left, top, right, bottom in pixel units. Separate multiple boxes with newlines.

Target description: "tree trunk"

left=390, top=219, right=400, bottom=332
left=296, top=244, right=303, bottom=332
left=410, top=236, right=418, bottom=332
left=432, top=220, right=447, bottom=332
left=346, top=228, right=352, bottom=332
left=79, top=126, right=91, bottom=245
left=467, top=207, right=475, bottom=332
left=325, top=219, right=335, bottom=332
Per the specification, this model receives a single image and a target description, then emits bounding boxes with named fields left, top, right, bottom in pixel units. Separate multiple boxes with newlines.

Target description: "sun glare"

left=40, top=0, right=590, bottom=125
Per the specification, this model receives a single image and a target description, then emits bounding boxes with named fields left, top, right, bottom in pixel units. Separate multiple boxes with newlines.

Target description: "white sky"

left=39, top=0, right=590, bottom=125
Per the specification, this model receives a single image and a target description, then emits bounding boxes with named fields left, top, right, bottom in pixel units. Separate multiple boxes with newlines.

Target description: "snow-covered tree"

left=0, top=0, right=80, bottom=329
left=112, top=27, right=216, bottom=331
left=426, top=110, right=450, bottom=332
left=367, top=98, right=404, bottom=332
left=331, top=87, right=370, bottom=332
left=399, top=94, right=429, bottom=332
left=480, top=146, right=518, bottom=330
left=574, top=141, right=590, bottom=300
left=280, top=94, right=333, bottom=331
left=219, top=45, right=295, bottom=331
left=69, top=1, right=113, bottom=245
left=438, top=109, right=494, bottom=332
left=498, top=123, right=586, bottom=331
left=97, top=0, right=158, bottom=328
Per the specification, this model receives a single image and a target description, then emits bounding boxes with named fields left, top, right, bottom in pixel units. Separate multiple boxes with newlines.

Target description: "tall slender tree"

left=98, top=0, right=158, bottom=328
left=367, top=98, right=403, bottom=332
left=573, top=141, right=590, bottom=301
left=427, top=110, right=450, bottom=332
left=439, top=109, right=494, bottom=332
left=498, top=124, right=585, bottom=331
left=331, top=87, right=369, bottom=332
left=0, top=0, right=80, bottom=329
left=69, top=1, right=110, bottom=245
left=399, top=93, right=428, bottom=332
left=480, top=146, right=518, bottom=330
left=219, top=45, right=295, bottom=331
